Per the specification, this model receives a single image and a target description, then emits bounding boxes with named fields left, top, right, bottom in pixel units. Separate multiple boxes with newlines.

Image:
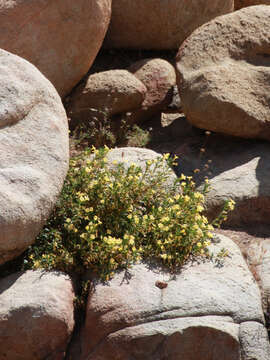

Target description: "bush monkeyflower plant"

left=25, top=146, right=235, bottom=280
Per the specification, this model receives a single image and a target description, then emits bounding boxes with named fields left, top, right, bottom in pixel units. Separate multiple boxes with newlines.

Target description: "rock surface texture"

left=67, top=69, right=146, bottom=126
left=80, top=235, right=267, bottom=359
left=0, top=270, right=75, bottom=360
left=126, top=58, right=176, bottom=124
left=105, top=147, right=177, bottom=187
left=176, top=6, right=270, bottom=141
left=0, top=0, right=112, bottom=96
left=235, top=0, right=270, bottom=10
left=0, top=49, right=69, bottom=265
left=105, top=0, right=234, bottom=49
left=174, top=135, right=270, bottom=227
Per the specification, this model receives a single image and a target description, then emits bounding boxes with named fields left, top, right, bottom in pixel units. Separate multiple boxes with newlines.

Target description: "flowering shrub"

left=25, top=147, right=235, bottom=280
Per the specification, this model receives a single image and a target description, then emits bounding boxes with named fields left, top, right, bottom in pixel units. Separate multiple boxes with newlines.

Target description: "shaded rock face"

left=235, top=0, right=270, bottom=10
left=67, top=69, right=147, bottom=127
left=173, top=135, right=270, bottom=227
left=0, top=270, right=75, bottom=360
left=126, top=58, right=176, bottom=124
left=0, top=49, right=69, bottom=265
left=176, top=6, right=270, bottom=141
left=0, top=0, right=112, bottom=97
left=81, top=235, right=266, bottom=359
left=105, top=0, right=234, bottom=49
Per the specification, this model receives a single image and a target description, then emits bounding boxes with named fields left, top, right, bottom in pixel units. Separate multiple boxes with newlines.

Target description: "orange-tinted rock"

left=126, top=58, right=176, bottom=123
left=235, top=0, right=270, bottom=10
left=67, top=69, right=146, bottom=125
left=0, top=0, right=111, bottom=96
left=105, top=0, right=234, bottom=49
left=0, top=271, right=75, bottom=360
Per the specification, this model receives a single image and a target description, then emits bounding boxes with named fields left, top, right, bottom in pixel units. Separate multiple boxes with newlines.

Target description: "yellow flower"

left=127, top=214, right=132, bottom=220
left=194, top=192, right=204, bottom=200
left=184, top=195, right=190, bottom=203
left=65, top=218, right=71, bottom=223
left=163, top=153, right=170, bottom=160
left=179, top=174, right=186, bottom=180
left=197, top=242, right=202, bottom=247
left=197, top=205, right=204, bottom=212
left=228, top=199, right=235, bottom=211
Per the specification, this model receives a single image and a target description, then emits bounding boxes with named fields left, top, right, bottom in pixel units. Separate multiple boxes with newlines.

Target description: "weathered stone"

left=240, top=321, right=270, bottom=359
left=0, top=0, right=112, bottom=96
left=106, top=147, right=177, bottom=188
left=105, top=0, right=234, bottom=49
left=260, top=239, right=270, bottom=314
left=173, top=134, right=270, bottom=226
left=67, top=70, right=146, bottom=126
left=81, top=234, right=264, bottom=359
left=0, top=270, right=75, bottom=360
left=176, top=6, right=270, bottom=141
left=0, top=49, right=69, bottom=265
left=87, top=317, right=240, bottom=360
left=126, top=58, right=176, bottom=124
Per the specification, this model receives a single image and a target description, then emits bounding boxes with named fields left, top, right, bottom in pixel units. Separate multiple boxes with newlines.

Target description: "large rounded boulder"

left=0, top=49, right=69, bottom=265
left=0, top=0, right=112, bottom=97
left=105, top=0, right=234, bottom=49
left=67, top=69, right=147, bottom=126
left=0, top=270, right=75, bottom=359
left=176, top=6, right=270, bottom=141
left=81, top=235, right=268, bottom=359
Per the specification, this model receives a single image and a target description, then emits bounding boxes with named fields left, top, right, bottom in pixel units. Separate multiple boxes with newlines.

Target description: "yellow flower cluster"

left=26, top=146, right=234, bottom=280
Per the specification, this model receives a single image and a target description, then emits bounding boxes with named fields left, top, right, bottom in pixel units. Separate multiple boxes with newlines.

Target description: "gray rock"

left=81, top=234, right=265, bottom=359
left=260, top=239, right=270, bottom=313
left=88, top=316, right=240, bottom=360
left=174, top=135, right=270, bottom=227
left=176, top=6, right=270, bottom=141
left=240, top=321, right=270, bottom=359
left=0, top=49, right=69, bottom=265
left=106, top=147, right=177, bottom=189
left=0, top=270, right=75, bottom=360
